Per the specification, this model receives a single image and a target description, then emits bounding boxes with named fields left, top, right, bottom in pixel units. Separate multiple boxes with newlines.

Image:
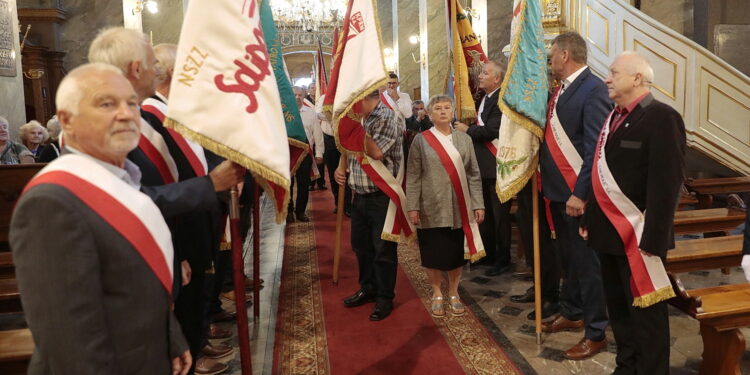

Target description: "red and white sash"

left=138, top=117, right=179, bottom=183
left=23, top=154, right=174, bottom=294
left=142, top=99, right=208, bottom=177
left=303, top=97, right=315, bottom=109
left=544, top=88, right=582, bottom=191
left=380, top=91, right=396, bottom=111
left=591, top=111, right=675, bottom=307
left=358, top=152, right=414, bottom=242
left=422, top=128, right=485, bottom=261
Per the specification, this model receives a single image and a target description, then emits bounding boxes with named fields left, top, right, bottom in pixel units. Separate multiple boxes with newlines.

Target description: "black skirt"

left=417, top=227, right=467, bottom=271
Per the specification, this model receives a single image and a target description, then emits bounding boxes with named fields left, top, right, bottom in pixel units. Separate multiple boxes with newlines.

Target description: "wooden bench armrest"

left=0, top=329, right=34, bottom=362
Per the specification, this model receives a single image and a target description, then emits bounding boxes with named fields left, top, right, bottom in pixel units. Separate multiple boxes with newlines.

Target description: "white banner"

left=167, top=0, right=290, bottom=206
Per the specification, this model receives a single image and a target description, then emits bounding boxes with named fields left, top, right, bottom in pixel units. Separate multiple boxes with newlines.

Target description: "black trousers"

left=597, top=252, right=670, bottom=375
left=289, top=155, right=312, bottom=214
left=479, top=178, right=512, bottom=268
left=174, top=271, right=208, bottom=359
left=350, top=191, right=398, bottom=304
left=516, top=181, right=560, bottom=302
left=550, top=201, right=608, bottom=341
left=323, top=134, right=351, bottom=211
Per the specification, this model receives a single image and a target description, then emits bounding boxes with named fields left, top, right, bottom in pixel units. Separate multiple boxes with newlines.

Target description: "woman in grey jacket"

left=406, top=95, right=485, bottom=318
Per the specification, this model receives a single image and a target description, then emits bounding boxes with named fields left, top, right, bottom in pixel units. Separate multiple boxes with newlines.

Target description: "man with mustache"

left=10, top=63, right=191, bottom=375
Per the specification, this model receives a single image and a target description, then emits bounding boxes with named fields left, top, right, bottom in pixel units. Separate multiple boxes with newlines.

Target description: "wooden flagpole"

left=252, top=183, right=261, bottom=320
left=229, top=186, right=252, bottom=374
left=332, top=152, right=347, bottom=285
left=532, top=174, right=543, bottom=345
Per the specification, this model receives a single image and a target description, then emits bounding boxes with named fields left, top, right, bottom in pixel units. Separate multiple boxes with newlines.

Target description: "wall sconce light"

left=133, top=0, right=159, bottom=15
left=464, top=7, right=480, bottom=20
left=383, top=48, right=397, bottom=71
left=408, top=34, right=420, bottom=45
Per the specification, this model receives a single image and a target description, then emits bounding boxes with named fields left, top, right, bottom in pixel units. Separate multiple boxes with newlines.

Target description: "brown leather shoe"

left=221, top=290, right=253, bottom=303
left=207, top=323, right=231, bottom=340
left=202, top=343, right=234, bottom=359
left=244, top=277, right=265, bottom=290
left=195, top=357, right=229, bottom=375
left=542, top=315, right=584, bottom=333
left=564, top=337, right=607, bottom=360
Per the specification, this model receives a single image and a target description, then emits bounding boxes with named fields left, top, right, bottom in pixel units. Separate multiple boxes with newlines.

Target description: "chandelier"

left=270, top=0, right=347, bottom=32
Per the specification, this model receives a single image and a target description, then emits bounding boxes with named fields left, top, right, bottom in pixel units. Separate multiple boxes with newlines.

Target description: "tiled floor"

left=459, top=259, right=750, bottom=374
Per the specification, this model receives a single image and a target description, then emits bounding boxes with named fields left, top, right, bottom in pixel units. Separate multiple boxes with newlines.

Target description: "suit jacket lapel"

left=606, top=93, right=653, bottom=150
left=481, top=89, right=499, bottom=123
left=556, top=68, right=591, bottom=108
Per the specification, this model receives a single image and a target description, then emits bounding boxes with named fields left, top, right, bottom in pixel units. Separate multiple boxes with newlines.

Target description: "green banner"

left=260, top=0, right=307, bottom=144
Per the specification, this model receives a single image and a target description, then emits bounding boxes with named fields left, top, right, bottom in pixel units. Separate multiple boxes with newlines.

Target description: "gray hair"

left=56, top=63, right=124, bottom=116
left=618, top=51, right=654, bottom=85
left=552, top=32, right=588, bottom=64
left=46, top=116, right=61, bottom=141
left=0, top=116, right=7, bottom=127
left=484, top=59, right=507, bottom=79
left=153, top=43, right=177, bottom=83
left=19, top=120, right=49, bottom=143
left=426, top=95, right=454, bottom=112
left=88, top=27, right=151, bottom=74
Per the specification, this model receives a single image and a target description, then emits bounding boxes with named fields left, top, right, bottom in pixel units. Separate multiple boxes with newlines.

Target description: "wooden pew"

left=685, top=176, right=750, bottom=209
left=0, top=329, right=34, bottom=375
left=0, top=279, right=20, bottom=314
left=0, top=164, right=44, bottom=248
left=673, top=208, right=746, bottom=235
left=669, top=276, right=750, bottom=375
left=666, top=235, right=744, bottom=273
left=0, top=253, right=12, bottom=279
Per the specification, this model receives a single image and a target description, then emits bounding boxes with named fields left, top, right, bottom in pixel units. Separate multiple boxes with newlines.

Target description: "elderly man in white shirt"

left=385, top=72, right=413, bottom=119
left=288, top=86, right=324, bottom=223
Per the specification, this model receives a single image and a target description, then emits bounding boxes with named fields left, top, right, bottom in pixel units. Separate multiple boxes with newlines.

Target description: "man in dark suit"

left=538, top=32, right=611, bottom=360
left=455, top=60, right=513, bottom=276
left=581, top=51, right=686, bottom=375
left=10, top=63, right=191, bottom=375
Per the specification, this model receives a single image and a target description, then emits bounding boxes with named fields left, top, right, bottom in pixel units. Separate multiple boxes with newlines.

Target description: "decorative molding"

left=278, top=30, right=334, bottom=50
left=17, top=8, right=67, bottom=23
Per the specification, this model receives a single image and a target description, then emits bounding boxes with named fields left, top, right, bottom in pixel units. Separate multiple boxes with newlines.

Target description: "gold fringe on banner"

left=165, top=117, right=291, bottom=224
left=632, top=286, right=676, bottom=308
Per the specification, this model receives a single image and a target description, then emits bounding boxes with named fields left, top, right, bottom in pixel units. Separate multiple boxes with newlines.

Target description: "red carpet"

left=310, top=190, right=465, bottom=374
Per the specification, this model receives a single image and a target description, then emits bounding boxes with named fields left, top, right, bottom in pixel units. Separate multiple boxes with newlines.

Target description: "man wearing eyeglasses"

left=385, top=72, right=413, bottom=119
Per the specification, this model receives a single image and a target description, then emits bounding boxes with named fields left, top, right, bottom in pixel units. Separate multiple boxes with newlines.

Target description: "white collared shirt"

left=299, top=105, right=324, bottom=158
left=560, top=65, right=588, bottom=95
left=66, top=146, right=142, bottom=190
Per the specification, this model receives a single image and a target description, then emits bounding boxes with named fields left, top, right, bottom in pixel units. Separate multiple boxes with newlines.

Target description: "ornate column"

left=397, top=0, right=420, bottom=99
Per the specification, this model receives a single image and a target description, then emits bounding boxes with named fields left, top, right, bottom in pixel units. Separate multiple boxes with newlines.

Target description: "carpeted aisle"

left=274, top=188, right=524, bottom=374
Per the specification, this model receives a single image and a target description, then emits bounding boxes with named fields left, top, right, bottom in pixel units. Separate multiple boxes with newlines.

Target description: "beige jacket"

left=406, top=129, right=483, bottom=229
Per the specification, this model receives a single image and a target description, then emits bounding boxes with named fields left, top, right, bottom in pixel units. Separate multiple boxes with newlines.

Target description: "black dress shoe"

left=296, top=212, right=310, bottom=222
left=369, top=302, right=393, bottom=321
left=510, top=286, right=535, bottom=303
left=485, top=264, right=513, bottom=276
left=286, top=211, right=295, bottom=223
left=343, top=289, right=376, bottom=307
left=344, top=208, right=351, bottom=218
left=318, top=184, right=327, bottom=190
left=526, top=301, right=560, bottom=320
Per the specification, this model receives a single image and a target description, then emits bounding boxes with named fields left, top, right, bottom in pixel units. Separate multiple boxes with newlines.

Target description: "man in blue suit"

left=539, top=32, right=611, bottom=360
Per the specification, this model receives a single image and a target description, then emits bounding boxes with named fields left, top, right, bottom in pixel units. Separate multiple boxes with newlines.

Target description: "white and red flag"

left=165, top=0, right=290, bottom=222
left=324, top=0, right=414, bottom=242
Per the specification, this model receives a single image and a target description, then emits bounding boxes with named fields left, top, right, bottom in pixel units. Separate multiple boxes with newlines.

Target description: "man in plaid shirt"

left=335, top=90, right=404, bottom=321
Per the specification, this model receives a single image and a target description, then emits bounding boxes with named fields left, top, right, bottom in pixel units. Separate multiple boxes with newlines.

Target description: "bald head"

left=605, top=51, right=654, bottom=107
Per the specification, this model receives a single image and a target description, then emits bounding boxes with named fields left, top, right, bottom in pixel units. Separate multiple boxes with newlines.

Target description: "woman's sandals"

left=430, top=296, right=445, bottom=317
left=448, top=296, right=466, bottom=316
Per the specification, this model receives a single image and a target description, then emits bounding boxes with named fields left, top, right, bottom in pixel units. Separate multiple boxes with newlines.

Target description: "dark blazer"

left=583, top=94, right=686, bottom=258
left=540, top=68, right=612, bottom=203
left=466, top=89, right=502, bottom=180
left=140, top=103, right=221, bottom=272
left=405, top=115, right=433, bottom=132
left=10, top=184, right=188, bottom=374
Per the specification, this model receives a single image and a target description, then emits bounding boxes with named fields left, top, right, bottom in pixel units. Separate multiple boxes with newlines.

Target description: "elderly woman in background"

left=406, top=95, right=485, bottom=318
left=0, top=116, right=34, bottom=165
left=19, top=120, right=49, bottom=161
left=38, top=117, right=62, bottom=163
